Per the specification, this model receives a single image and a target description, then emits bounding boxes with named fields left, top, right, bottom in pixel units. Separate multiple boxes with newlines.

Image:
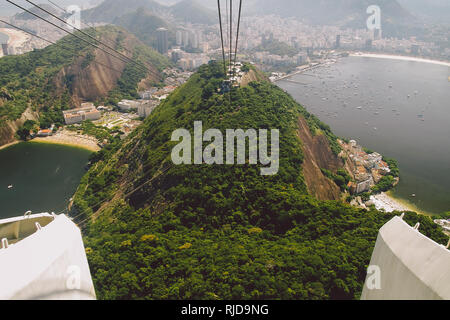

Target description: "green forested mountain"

left=82, top=0, right=216, bottom=25
left=0, top=25, right=169, bottom=134
left=73, top=62, right=448, bottom=300
left=249, top=0, right=419, bottom=38
left=251, top=0, right=411, bottom=24
left=82, top=0, right=165, bottom=23
left=114, top=10, right=176, bottom=50
left=169, top=0, right=216, bottom=25
left=253, top=38, right=299, bottom=57
left=13, top=3, right=61, bottom=21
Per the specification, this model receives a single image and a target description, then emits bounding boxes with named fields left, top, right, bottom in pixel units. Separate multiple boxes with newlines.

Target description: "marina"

left=279, top=55, right=450, bottom=214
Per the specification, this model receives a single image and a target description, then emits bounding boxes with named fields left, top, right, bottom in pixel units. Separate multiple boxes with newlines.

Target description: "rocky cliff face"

left=0, top=108, right=39, bottom=146
left=297, top=117, right=343, bottom=201
left=53, top=48, right=127, bottom=106
left=0, top=26, right=168, bottom=148
left=53, top=31, right=162, bottom=106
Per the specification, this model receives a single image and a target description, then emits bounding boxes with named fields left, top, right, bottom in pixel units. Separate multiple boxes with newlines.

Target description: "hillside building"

left=63, top=104, right=101, bottom=125
left=118, top=100, right=139, bottom=111
left=157, top=28, right=169, bottom=54
left=137, top=101, right=157, bottom=119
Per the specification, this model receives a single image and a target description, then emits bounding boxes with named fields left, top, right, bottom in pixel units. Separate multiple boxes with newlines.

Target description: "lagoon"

left=0, top=142, right=91, bottom=219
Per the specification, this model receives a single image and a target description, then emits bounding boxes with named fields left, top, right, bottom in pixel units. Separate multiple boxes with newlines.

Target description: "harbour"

left=279, top=55, right=450, bottom=215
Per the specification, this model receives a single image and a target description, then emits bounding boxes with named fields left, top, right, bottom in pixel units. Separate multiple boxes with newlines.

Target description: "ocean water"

left=279, top=56, right=450, bottom=214
left=0, top=142, right=91, bottom=219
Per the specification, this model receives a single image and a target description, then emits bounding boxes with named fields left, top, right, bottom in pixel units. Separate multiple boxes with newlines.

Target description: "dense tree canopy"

left=73, top=62, right=448, bottom=300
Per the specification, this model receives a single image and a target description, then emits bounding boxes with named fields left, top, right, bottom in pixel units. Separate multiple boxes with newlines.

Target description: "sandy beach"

left=0, top=141, right=20, bottom=151
left=370, top=192, right=421, bottom=214
left=31, top=130, right=100, bottom=152
left=351, top=53, right=450, bottom=67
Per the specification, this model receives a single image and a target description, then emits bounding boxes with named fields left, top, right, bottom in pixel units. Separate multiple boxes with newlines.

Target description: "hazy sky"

left=2, top=0, right=449, bottom=22
left=2, top=0, right=212, bottom=16
left=0, top=0, right=98, bottom=16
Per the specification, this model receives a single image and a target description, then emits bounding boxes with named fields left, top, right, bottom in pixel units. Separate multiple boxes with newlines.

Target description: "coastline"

left=0, top=141, right=20, bottom=151
left=350, top=53, right=450, bottom=67
left=370, top=191, right=429, bottom=216
left=29, top=139, right=98, bottom=152
left=274, top=53, right=445, bottom=217
left=30, top=135, right=100, bottom=152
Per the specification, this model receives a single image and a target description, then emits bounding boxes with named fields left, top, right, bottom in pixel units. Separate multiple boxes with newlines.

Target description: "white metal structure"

left=0, top=212, right=96, bottom=300
left=362, top=216, right=450, bottom=300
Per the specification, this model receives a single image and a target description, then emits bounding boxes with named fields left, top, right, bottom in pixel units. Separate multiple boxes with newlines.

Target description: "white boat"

left=0, top=212, right=96, bottom=300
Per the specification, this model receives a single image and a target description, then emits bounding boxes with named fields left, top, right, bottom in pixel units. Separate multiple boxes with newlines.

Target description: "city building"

left=189, top=32, right=199, bottom=49
left=63, top=104, right=101, bottom=125
left=157, top=28, right=169, bottom=54
left=434, top=219, right=450, bottom=233
left=1, top=43, right=8, bottom=56
left=176, top=30, right=183, bottom=46
left=171, top=49, right=182, bottom=63
left=373, top=28, right=383, bottom=40
left=335, top=35, right=341, bottom=49
left=356, top=177, right=374, bottom=194
left=137, top=101, right=156, bottom=119
left=182, top=30, right=189, bottom=48
left=36, top=129, right=53, bottom=137
left=367, top=152, right=383, bottom=168
left=139, top=91, right=153, bottom=100
left=339, top=139, right=393, bottom=195
left=118, top=99, right=139, bottom=111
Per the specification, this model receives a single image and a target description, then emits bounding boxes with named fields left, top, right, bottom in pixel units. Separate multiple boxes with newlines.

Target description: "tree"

left=16, top=120, right=37, bottom=141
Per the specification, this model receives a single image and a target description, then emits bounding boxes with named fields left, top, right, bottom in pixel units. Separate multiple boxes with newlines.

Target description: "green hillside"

left=250, top=0, right=417, bottom=37
left=74, top=62, right=448, bottom=300
left=82, top=0, right=164, bottom=23
left=169, top=0, right=216, bottom=25
left=14, top=3, right=61, bottom=21
left=0, top=26, right=169, bottom=130
left=114, top=10, right=176, bottom=50
left=253, top=38, right=299, bottom=57
left=82, top=0, right=216, bottom=25
left=0, top=29, right=92, bottom=127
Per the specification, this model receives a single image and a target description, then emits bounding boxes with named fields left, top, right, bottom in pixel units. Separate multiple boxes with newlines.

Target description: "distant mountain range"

left=82, top=0, right=165, bottom=23
left=250, top=0, right=411, bottom=24
left=113, top=9, right=177, bottom=49
left=244, top=0, right=421, bottom=38
left=82, top=0, right=216, bottom=25
left=1, top=0, right=97, bottom=17
left=13, top=3, right=61, bottom=21
left=397, top=0, right=450, bottom=24
left=170, top=0, right=216, bottom=25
